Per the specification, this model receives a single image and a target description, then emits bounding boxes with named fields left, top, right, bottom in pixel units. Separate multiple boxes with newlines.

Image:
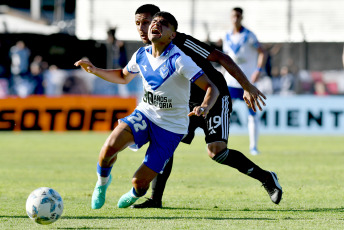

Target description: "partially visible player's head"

left=135, top=4, right=160, bottom=16
left=233, top=7, right=243, bottom=15
left=231, top=7, right=243, bottom=28
left=135, top=4, right=161, bottom=44
left=148, top=11, right=177, bottom=44
left=152, top=11, right=178, bottom=32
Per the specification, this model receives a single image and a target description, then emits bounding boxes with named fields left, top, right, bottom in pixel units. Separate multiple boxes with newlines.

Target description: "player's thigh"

left=120, top=109, right=151, bottom=149
left=204, top=95, right=231, bottom=145
left=104, top=122, right=135, bottom=151
left=181, top=114, right=204, bottom=144
left=144, top=124, right=183, bottom=174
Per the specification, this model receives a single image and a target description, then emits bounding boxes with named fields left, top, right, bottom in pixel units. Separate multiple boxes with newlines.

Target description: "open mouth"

left=151, top=27, right=161, bottom=36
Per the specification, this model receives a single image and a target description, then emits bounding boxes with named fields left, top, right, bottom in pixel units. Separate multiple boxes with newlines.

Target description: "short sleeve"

left=222, top=32, right=230, bottom=53
left=175, top=32, right=214, bottom=60
left=126, top=50, right=140, bottom=74
left=175, top=54, right=204, bottom=83
left=249, top=32, right=260, bottom=49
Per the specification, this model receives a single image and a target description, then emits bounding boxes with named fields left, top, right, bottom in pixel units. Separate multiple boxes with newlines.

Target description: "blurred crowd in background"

left=0, top=33, right=143, bottom=99
left=1, top=36, right=343, bottom=99
left=1, top=0, right=344, bottom=99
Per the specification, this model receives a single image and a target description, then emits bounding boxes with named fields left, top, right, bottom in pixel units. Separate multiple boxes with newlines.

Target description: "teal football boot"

left=117, top=189, right=139, bottom=208
left=91, top=175, right=112, bottom=209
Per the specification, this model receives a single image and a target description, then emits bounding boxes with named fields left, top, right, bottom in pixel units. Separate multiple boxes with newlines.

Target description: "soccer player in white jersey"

left=74, top=11, right=219, bottom=209
left=132, top=4, right=282, bottom=209
left=222, top=7, right=267, bottom=155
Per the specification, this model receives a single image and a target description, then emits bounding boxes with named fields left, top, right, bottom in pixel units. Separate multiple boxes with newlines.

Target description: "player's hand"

left=188, top=106, right=208, bottom=117
left=74, top=60, right=96, bottom=74
left=243, top=84, right=266, bottom=112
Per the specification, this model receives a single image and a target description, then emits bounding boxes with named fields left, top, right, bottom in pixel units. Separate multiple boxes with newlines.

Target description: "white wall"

left=230, top=95, right=344, bottom=135
left=75, top=0, right=344, bottom=42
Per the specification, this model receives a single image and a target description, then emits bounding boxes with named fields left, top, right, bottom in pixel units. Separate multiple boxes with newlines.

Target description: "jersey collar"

left=231, top=26, right=246, bottom=35
left=145, top=42, right=174, bottom=57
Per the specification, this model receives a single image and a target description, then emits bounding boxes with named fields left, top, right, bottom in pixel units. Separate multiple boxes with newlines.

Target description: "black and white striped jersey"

left=173, top=32, right=230, bottom=105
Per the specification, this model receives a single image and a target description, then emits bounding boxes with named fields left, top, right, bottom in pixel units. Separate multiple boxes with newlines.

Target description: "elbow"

left=207, top=49, right=223, bottom=63
left=211, top=85, right=220, bottom=100
left=119, top=71, right=129, bottom=84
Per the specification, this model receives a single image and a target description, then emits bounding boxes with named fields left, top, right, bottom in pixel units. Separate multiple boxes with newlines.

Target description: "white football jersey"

left=223, top=27, right=260, bottom=88
left=127, top=42, right=204, bottom=134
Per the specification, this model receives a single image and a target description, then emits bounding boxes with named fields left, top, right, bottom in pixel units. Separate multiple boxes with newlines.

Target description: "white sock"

left=130, top=187, right=139, bottom=198
left=248, top=115, right=259, bottom=150
left=97, top=173, right=110, bottom=186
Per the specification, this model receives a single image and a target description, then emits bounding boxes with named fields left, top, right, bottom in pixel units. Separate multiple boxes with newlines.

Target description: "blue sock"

left=131, top=187, right=146, bottom=198
left=96, top=163, right=113, bottom=185
left=97, top=162, right=113, bottom=177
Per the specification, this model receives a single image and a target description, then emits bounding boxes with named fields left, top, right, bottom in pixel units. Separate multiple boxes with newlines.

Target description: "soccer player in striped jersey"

left=75, top=11, right=219, bottom=209
left=131, top=4, right=282, bottom=209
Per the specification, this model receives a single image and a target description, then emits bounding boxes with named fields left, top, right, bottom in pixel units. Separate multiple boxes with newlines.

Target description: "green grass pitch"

left=0, top=132, right=343, bottom=229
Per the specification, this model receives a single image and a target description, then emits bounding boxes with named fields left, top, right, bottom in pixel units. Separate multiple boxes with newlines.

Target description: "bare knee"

left=207, top=142, right=227, bottom=158
left=99, top=123, right=134, bottom=167
left=99, top=145, right=119, bottom=167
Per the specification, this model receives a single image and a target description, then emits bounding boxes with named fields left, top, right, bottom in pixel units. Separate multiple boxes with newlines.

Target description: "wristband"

left=256, top=67, right=263, bottom=72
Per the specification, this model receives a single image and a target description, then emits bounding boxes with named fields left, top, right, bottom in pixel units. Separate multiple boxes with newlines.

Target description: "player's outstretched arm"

left=189, top=74, right=219, bottom=117
left=74, top=59, right=137, bottom=84
left=207, top=49, right=251, bottom=88
left=242, top=84, right=266, bottom=112
left=250, top=46, right=267, bottom=84
left=207, top=49, right=266, bottom=112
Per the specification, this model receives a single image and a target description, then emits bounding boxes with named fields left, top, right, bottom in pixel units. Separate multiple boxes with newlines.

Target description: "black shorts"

left=182, top=94, right=232, bottom=145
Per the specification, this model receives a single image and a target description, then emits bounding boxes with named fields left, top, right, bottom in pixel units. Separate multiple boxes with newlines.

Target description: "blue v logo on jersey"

left=136, top=45, right=180, bottom=90
left=226, top=27, right=250, bottom=54
left=159, top=65, right=169, bottom=79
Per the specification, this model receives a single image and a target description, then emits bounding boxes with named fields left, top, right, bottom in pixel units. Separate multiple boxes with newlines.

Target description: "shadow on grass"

left=237, top=207, right=344, bottom=213
left=61, top=216, right=274, bottom=221
left=1, top=207, right=343, bottom=222
left=0, top=215, right=273, bottom=221
left=155, top=206, right=344, bottom=213
left=56, top=228, right=113, bottom=230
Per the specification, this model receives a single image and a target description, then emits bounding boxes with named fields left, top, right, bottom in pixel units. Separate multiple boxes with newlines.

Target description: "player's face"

left=231, top=10, right=243, bottom=27
left=148, top=16, right=175, bottom=43
left=135, top=13, right=153, bottom=44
